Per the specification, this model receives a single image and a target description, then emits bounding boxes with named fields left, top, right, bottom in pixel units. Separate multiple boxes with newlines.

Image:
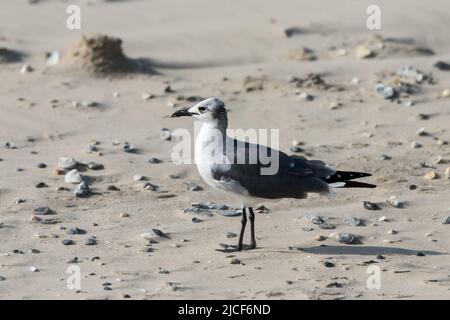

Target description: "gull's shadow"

left=300, top=245, right=445, bottom=256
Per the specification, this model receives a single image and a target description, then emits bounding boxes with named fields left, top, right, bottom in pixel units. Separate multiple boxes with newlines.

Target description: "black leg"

left=237, top=206, right=247, bottom=251
left=248, top=207, right=257, bottom=249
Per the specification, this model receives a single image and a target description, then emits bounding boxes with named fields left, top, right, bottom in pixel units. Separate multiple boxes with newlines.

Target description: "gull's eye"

left=198, top=106, right=207, bottom=112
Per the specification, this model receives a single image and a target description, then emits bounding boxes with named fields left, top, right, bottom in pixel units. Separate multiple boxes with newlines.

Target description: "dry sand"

left=0, top=0, right=449, bottom=299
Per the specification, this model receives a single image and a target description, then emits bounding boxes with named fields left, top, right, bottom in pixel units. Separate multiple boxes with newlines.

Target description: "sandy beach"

left=0, top=0, right=449, bottom=299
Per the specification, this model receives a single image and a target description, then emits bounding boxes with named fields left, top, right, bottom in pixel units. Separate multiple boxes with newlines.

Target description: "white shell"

left=65, top=169, right=82, bottom=184
left=58, top=157, right=77, bottom=170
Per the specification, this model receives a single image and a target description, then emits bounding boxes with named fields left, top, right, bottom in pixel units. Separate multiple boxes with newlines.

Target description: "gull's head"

left=171, top=97, right=227, bottom=123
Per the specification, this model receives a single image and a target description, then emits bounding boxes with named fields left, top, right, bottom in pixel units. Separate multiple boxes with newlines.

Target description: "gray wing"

left=211, top=139, right=334, bottom=199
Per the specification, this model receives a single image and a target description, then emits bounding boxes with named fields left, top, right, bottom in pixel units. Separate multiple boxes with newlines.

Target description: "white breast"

left=195, top=124, right=250, bottom=198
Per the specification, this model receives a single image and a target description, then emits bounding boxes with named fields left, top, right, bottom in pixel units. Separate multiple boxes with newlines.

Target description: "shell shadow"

left=301, top=245, right=445, bottom=256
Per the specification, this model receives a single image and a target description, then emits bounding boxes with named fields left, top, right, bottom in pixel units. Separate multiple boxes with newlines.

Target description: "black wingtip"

left=324, top=171, right=372, bottom=184
left=340, top=181, right=377, bottom=188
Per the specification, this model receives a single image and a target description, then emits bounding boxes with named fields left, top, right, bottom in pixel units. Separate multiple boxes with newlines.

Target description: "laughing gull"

left=172, top=97, right=375, bottom=251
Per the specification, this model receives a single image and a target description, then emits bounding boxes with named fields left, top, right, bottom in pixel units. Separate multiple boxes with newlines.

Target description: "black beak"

left=171, top=108, right=193, bottom=118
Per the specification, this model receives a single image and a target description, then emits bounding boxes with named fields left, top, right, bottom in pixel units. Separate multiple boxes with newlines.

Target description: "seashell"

left=20, top=64, right=33, bottom=74
left=416, top=128, right=427, bottom=136
left=375, top=83, right=395, bottom=99
left=410, top=141, right=422, bottom=149
left=355, top=45, right=374, bottom=59
left=65, top=169, right=82, bottom=184
left=58, top=157, right=77, bottom=170
left=386, top=196, right=402, bottom=208
left=344, top=216, right=361, bottom=226
left=441, top=89, right=450, bottom=98
left=46, top=51, right=60, bottom=65
left=141, top=93, right=154, bottom=100
left=85, top=161, right=104, bottom=170
left=336, top=233, right=356, bottom=244
left=424, top=171, right=438, bottom=180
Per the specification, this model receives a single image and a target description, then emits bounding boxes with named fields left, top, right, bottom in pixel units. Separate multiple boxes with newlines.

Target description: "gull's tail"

left=323, top=171, right=376, bottom=188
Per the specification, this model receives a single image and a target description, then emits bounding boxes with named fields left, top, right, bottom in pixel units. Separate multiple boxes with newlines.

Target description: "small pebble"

left=323, top=261, right=335, bottom=268
left=84, top=237, right=97, bottom=246
left=445, top=167, right=450, bottom=179
left=424, top=171, right=438, bottom=180
left=362, top=201, right=381, bottom=210
left=37, top=163, right=47, bottom=169
left=148, top=157, right=162, bottom=164
left=314, top=235, right=326, bottom=241
left=416, top=128, right=428, bottom=137
left=160, top=128, right=172, bottom=141
left=344, top=216, right=361, bottom=226
left=152, top=229, right=170, bottom=239
left=65, top=169, right=82, bottom=184
left=67, top=227, right=86, bottom=235
left=35, top=182, right=48, bottom=188
left=123, top=143, right=136, bottom=153
left=411, top=141, right=422, bottom=149
left=230, top=258, right=241, bottom=265
left=141, top=93, right=154, bottom=100
left=58, top=157, right=77, bottom=170
left=74, top=181, right=92, bottom=198
left=62, top=239, right=75, bottom=246
left=336, top=233, right=356, bottom=244
left=386, top=196, right=403, bottom=208
left=186, top=182, right=203, bottom=191
left=20, top=64, right=33, bottom=74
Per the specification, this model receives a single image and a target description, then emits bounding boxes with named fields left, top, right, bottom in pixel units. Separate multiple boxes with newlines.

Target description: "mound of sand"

left=62, top=34, right=141, bottom=75
left=354, top=34, right=435, bottom=59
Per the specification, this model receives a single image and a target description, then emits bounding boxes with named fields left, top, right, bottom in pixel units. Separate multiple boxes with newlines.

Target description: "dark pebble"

left=148, top=157, right=162, bottom=164
left=37, top=163, right=47, bottom=169
left=107, top=185, right=120, bottom=191
left=323, top=261, right=335, bottom=268
left=434, top=61, right=450, bottom=71
left=35, top=182, right=48, bottom=188
left=192, top=217, right=202, bottom=223
left=362, top=201, right=381, bottom=210
left=416, top=252, right=425, bottom=256
left=84, top=237, right=97, bottom=245
left=376, top=254, right=385, bottom=260
left=67, top=227, right=87, bottom=235
left=33, top=206, right=52, bottom=215
left=152, top=228, right=170, bottom=239
left=62, top=239, right=75, bottom=246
